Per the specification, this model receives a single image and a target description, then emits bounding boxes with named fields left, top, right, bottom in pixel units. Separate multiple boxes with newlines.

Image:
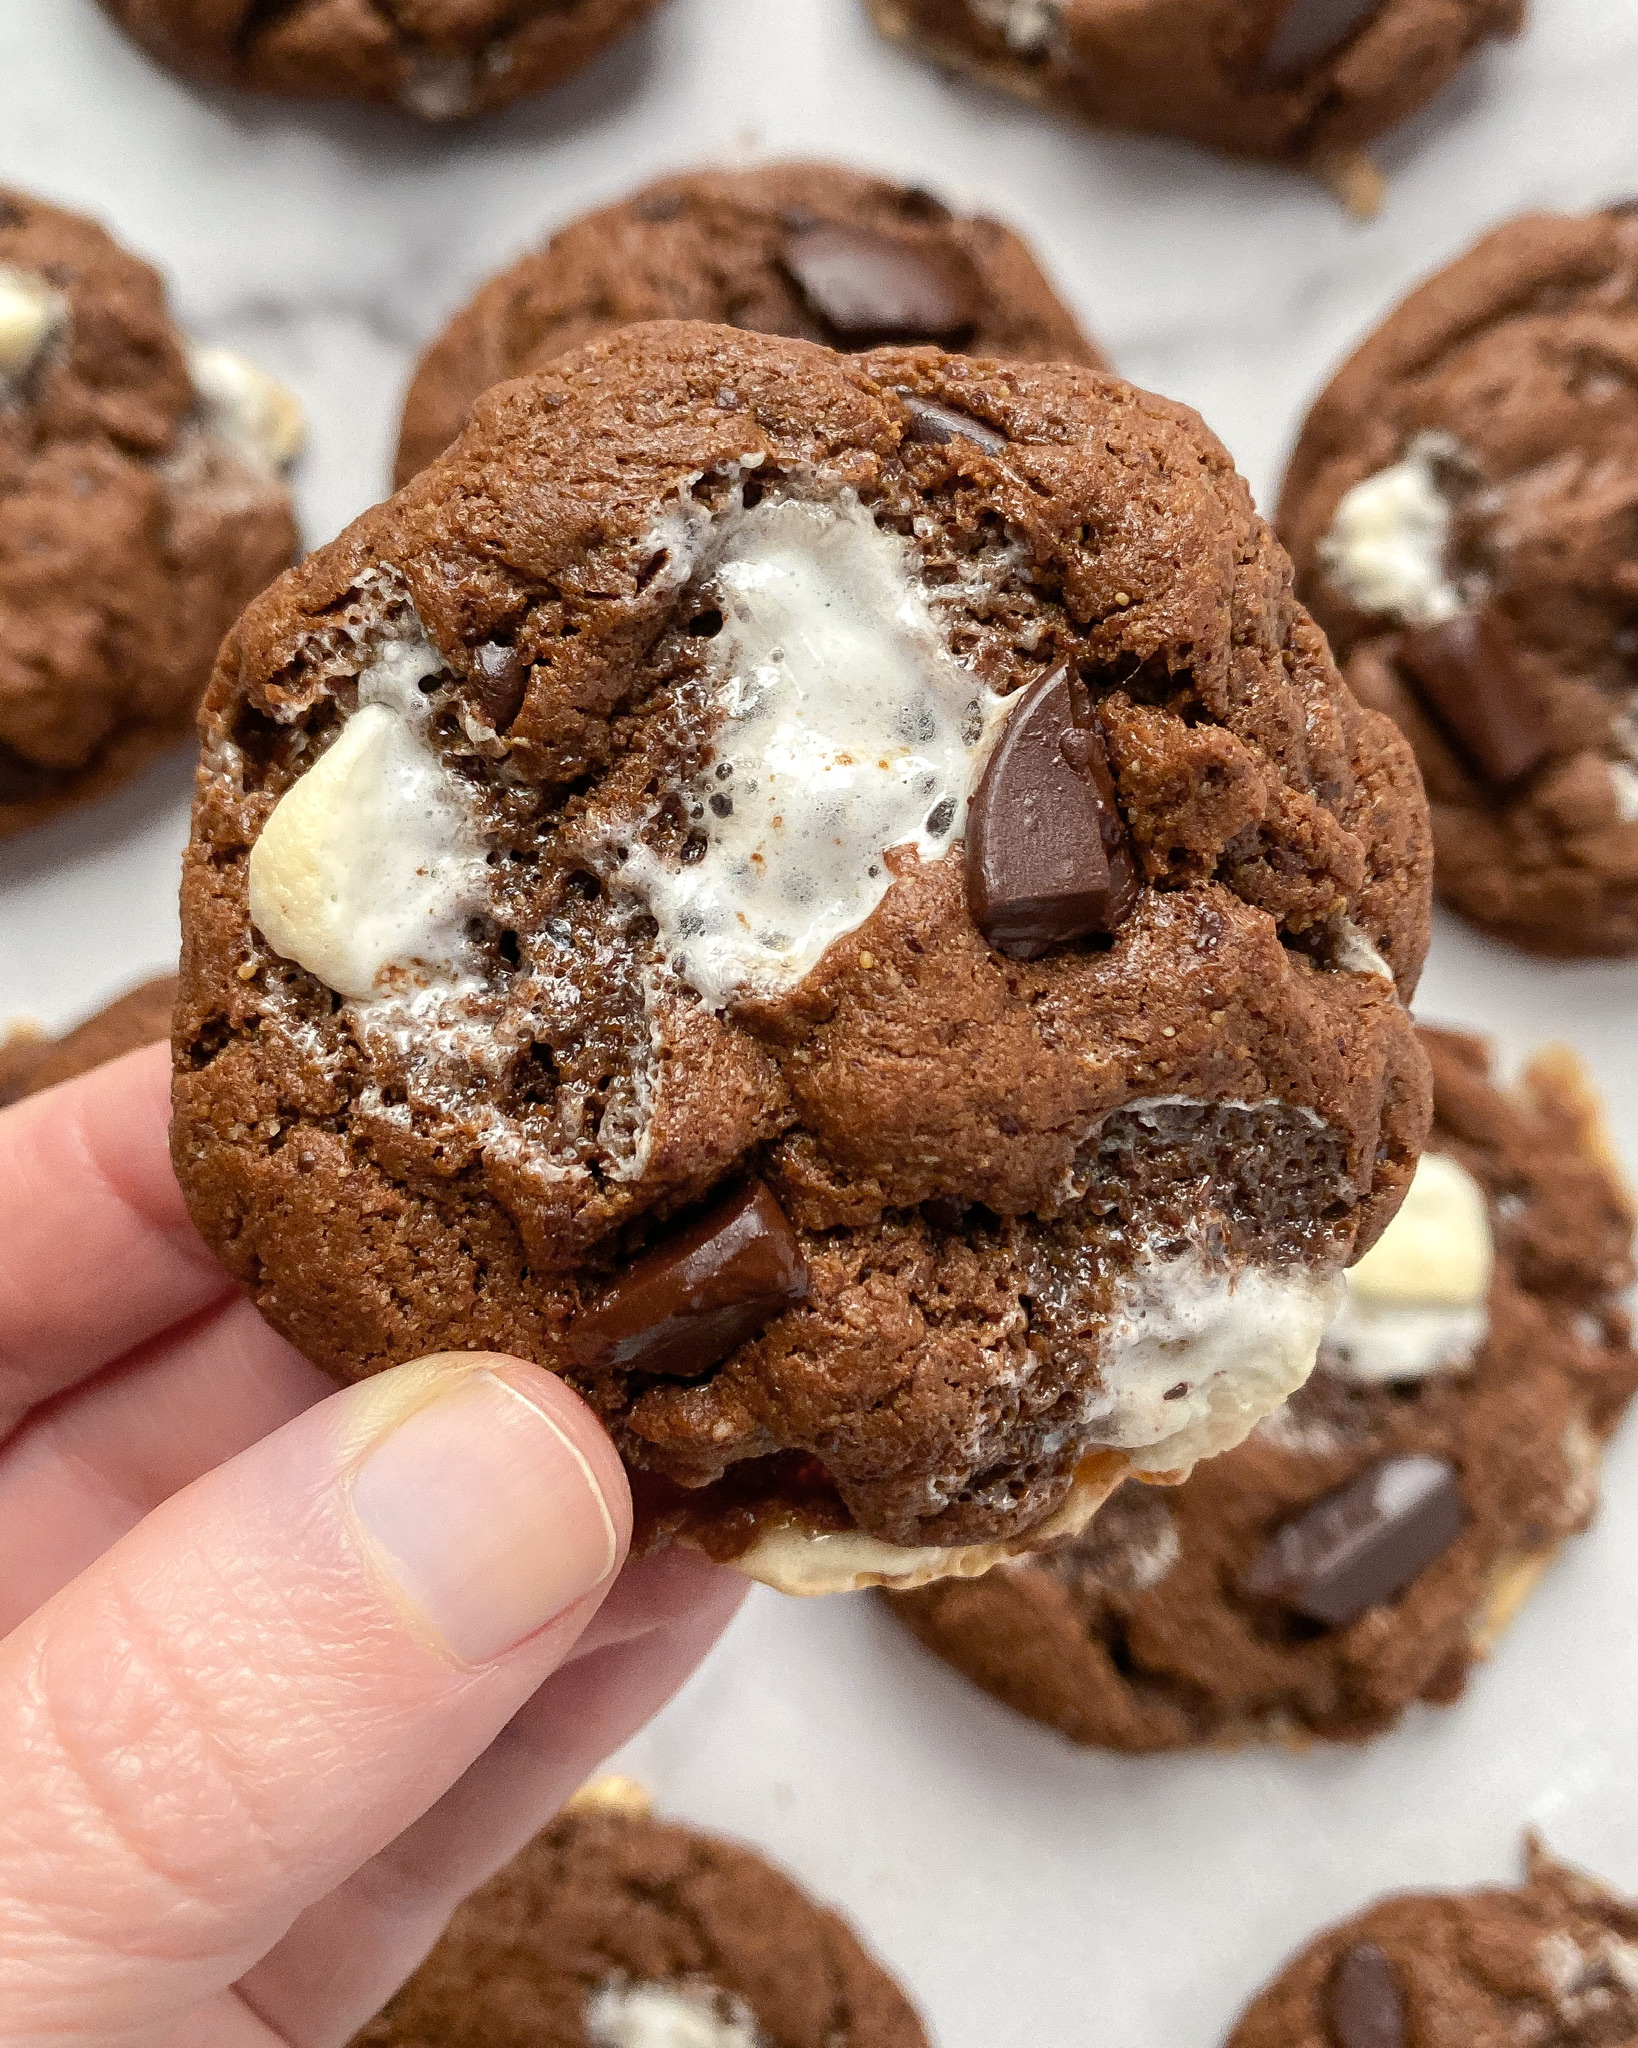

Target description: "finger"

left=0, top=1043, right=230, bottom=1437
left=0, top=1352, right=629, bottom=2048
left=0, top=1295, right=333, bottom=1633
left=239, top=1550, right=748, bottom=2043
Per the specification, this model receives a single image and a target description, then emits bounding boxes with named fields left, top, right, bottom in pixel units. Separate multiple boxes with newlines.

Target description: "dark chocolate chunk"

left=467, top=642, right=531, bottom=733
left=779, top=223, right=983, bottom=349
left=1323, top=1943, right=1408, bottom=2048
left=0, top=741, right=66, bottom=804
left=1257, top=0, right=1381, bottom=80
left=966, top=662, right=1139, bottom=959
left=922, top=1195, right=970, bottom=1232
left=1396, top=610, right=1551, bottom=790
left=1243, top=1453, right=1467, bottom=1628
left=569, top=1180, right=809, bottom=1379
left=899, top=391, right=1007, bottom=457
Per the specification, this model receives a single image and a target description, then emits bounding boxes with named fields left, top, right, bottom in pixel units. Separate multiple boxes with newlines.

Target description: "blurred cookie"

left=1226, top=1838, right=1638, bottom=2047
left=1281, top=206, right=1638, bottom=955
left=97, top=0, right=665, bottom=121
left=173, top=320, right=1429, bottom=1592
left=886, top=1028, right=1636, bottom=1744
left=0, top=974, right=178, bottom=1106
left=864, top=0, right=1522, bottom=203
left=0, top=191, right=300, bottom=837
left=351, top=1783, right=930, bottom=2048
left=395, top=162, right=1104, bottom=483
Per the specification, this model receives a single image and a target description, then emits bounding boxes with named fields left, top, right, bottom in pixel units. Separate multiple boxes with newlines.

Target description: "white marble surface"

left=2, top=2, right=1637, bottom=2042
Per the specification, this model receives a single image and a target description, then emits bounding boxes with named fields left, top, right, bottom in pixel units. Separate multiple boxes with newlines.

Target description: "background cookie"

left=351, top=1783, right=930, bottom=2048
left=864, top=0, right=1523, bottom=201
left=96, top=0, right=667, bottom=122
left=174, top=320, right=1429, bottom=1588
left=1226, top=1838, right=1638, bottom=2047
left=886, top=1027, right=1636, bottom=1745
left=0, top=972, right=176, bottom=1106
left=0, top=191, right=300, bottom=838
left=1279, top=206, right=1638, bottom=956
left=395, top=162, right=1104, bottom=484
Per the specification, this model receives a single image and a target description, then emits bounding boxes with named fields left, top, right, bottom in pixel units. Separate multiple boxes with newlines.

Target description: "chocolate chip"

left=1242, top=1453, right=1466, bottom=1628
left=899, top=391, right=1007, bottom=457
left=569, top=1180, right=809, bottom=1380
left=922, top=1195, right=970, bottom=1231
left=779, top=223, right=983, bottom=349
left=1396, top=610, right=1551, bottom=790
left=1324, top=1944, right=1407, bottom=2048
left=966, top=663, right=1139, bottom=959
left=467, top=642, right=530, bottom=733
left=0, top=741, right=66, bottom=804
left=1256, top=0, right=1380, bottom=80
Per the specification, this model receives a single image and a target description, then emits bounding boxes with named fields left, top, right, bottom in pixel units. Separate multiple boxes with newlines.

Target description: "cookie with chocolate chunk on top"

left=0, top=191, right=300, bottom=838
left=96, top=0, right=666, bottom=122
left=350, top=1780, right=930, bottom=2048
left=863, top=0, right=1522, bottom=210
left=1226, top=1838, right=1638, bottom=2048
left=173, top=319, right=1430, bottom=1594
left=0, top=974, right=177, bottom=1106
left=1280, top=206, right=1638, bottom=956
left=886, top=1028, right=1635, bottom=1741
left=395, top=162, right=1103, bottom=484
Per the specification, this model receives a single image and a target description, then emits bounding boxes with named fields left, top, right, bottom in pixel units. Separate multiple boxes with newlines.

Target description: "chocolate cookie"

left=395, top=163, right=1105, bottom=485
left=886, top=1028, right=1636, bottom=1743
left=1226, top=1838, right=1638, bottom=2048
left=0, top=973, right=177, bottom=1106
left=172, top=320, right=1431, bottom=1593
left=96, top=0, right=665, bottom=121
left=864, top=0, right=1522, bottom=206
left=351, top=1780, right=930, bottom=2048
left=1280, top=207, right=1638, bottom=956
left=0, top=192, right=300, bottom=837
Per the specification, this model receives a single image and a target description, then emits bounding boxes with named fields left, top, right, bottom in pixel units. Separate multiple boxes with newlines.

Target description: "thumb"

left=0, top=1352, right=629, bottom=2047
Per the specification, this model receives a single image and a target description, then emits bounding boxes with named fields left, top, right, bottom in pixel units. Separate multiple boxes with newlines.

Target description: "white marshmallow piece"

left=0, top=265, right=66, bottom=384
left=247, top=700, right=485, bottom=1001
left=189, top=343, right=305, bottom=473
left=969, top=0, right=1063, bottom=54
left=1324, top=1150, right=1494, bottom=1383
left=1317, top=430, right=1467, bottom=628
left=585, top=1982, right=763, bottom=2048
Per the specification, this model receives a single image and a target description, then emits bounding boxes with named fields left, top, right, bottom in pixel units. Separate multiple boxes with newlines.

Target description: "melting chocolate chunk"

left=966, top=663, right=1139, bottom=959
left=1397, top=610, right=1551, bottom=790
left=0, top=741, right=66, bottom=805
left=569, top=1180, right=809, bottom=1380
left=899, top=391, right=1007, bottom=456
left=467, top=642, right=531, bottom=733
left=1243, top=1453, right=1466, bottom=1628
left=1257, top=0, right=1381, bottom=80
left=1324, top=1944, right=1407, bottom=2048
left=780, top=223, right=983, bottom=349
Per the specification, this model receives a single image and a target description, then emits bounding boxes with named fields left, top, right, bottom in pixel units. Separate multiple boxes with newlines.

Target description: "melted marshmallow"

left=585, top=1982, right=762, bottom=2048
left=1323, top=1150, right=1494, bottom=1383
left=617, top=495, right=1005, bottom=1009
left=247, top=631, right=488, bottom=1000
left=0, top=265, right=65, bottom=385
left=189, top=344, right=305, bottom=473
left=1100, top=1255, right=1345, bottom=1474
left=969, top=0, right=1063, bottom=53
left=1317, top=431, right=1467, bottom=628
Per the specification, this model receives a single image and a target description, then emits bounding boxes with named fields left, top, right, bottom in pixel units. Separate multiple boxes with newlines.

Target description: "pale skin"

left=0, top=1041, right=746, bottom=2048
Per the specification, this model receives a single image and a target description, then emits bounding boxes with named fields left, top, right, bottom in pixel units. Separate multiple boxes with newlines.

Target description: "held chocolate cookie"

left=864, top=0, right=1522, bottom=208
left=0, top=192, right=300, bottom=837
left=1280, top=207, right=1638, bottom=956
left=0, top=973, right=177, bottom=1106
left=172, top=320, right=1431, bottom=1594
left=886, top=1028, right=1636, bottom=1744
left=351, top=1780, right=930, bottom=2048
left=395, top=163, right=1104, bottom=486
left=1226, top=1838, right=1638, bottom=2048
left=96, top=0, right=665, bottom=121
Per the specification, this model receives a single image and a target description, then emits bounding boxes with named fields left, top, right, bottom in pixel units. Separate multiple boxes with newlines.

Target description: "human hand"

left=0, top=1042, right=746, bottom=2047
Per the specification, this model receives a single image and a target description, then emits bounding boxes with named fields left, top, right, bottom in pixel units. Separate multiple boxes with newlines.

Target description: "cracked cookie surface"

left=174, top=320, right=1430, bottom=1568
left=396, top=162, right=1105, bottom=484
left=0, top=190, right=298, bottom=836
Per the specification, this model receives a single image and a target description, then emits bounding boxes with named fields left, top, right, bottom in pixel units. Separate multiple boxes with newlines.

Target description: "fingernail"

left=350, top=1369, right=620, bottom=1663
